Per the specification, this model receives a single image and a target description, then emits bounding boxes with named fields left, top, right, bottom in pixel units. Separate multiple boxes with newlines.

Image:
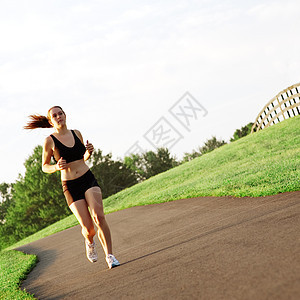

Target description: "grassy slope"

left=104, top=114, right=300, bottom=213
left=1, top=115, right=299, bottom=299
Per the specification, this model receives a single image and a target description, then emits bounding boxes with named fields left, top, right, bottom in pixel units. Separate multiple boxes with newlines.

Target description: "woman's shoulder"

left=73, top=129, right=83, bottom=140
left=72, top=129, right=81, bottom=135
left=43, top=135, right=55, bottom=149
left=45, top=134, right=54, bottom=141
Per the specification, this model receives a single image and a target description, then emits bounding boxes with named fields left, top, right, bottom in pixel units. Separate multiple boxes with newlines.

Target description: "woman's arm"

left=42, top=136, right=65, bottom=173
left=84, top=140, right=94, bottom=161
left=74, top=130, right=94, bottom=161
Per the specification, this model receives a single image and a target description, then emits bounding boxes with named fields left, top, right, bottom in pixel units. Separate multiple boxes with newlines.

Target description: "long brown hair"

left=24, top=106, right=65, bottom=129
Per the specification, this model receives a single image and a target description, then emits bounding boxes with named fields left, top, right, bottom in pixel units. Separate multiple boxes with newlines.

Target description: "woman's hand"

left=86, top=140, right=94, bottom=155
left=56, top=157, right=67, bottom=170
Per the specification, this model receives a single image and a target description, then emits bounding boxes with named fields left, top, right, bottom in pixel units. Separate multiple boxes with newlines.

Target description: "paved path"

left=16, top=191, right=300, bottom=300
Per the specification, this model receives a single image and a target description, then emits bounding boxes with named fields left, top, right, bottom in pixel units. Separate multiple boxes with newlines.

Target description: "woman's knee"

left=81, top=226, right=96, bottom=238
left=92, top=212, right=106, bottom=227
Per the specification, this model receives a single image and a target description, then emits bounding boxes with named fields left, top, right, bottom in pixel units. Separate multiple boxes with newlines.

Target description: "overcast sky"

left=0, top=0, right=299, bottom=184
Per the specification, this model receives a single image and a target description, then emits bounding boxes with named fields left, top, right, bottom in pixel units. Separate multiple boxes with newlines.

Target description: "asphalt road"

left=16, top=191, right=300, bottom=300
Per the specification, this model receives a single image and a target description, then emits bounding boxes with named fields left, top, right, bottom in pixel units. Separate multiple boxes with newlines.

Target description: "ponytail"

left=24, top=106, right=65, bottom=130
left=24, top=114, right=52, bottom=129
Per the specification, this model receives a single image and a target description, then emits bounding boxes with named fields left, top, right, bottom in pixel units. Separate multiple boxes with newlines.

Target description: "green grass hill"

left=104, top=114, right=300, bottom=213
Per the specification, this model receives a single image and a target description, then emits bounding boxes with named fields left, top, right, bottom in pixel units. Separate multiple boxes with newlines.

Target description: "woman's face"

left=49, top=107, right=66, bottom=128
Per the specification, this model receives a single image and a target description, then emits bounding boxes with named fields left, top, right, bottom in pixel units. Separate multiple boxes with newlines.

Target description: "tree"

left=0, top=182, right=14, bottom=249
left=124, top=148, right=179, bottom=181
left=182, top=150, right=202, bottom=163
left=1, top=145, right=70, bottom=248
left=91, top=150, right=138, bottom=199
left=123, top=154, right=145, bottom=182
left=199, top=136, right=227, bottom=154
left=0, top=182, right=13, bottom=224
left=181, top=136, right=227, bottom=163
left=143, top=148, right=179, bottom=178
left=230, top=122, right=253, bottom=142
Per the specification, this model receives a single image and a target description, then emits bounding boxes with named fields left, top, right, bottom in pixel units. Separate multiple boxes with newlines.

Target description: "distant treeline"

left=0, top=123, right=252, bottom=250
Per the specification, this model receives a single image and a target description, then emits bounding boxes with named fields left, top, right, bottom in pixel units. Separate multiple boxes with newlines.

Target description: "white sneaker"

left=85, top=241, right=98, bottom=263
left=106, top=254, right=120, bottom=269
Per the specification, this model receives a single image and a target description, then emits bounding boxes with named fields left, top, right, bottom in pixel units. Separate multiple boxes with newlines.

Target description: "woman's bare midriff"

left=60, top=159, right=90, bottom=181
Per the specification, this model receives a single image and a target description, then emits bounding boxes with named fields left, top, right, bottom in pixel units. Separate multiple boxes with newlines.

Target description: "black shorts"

left=62, top=170, right=100, bottom=206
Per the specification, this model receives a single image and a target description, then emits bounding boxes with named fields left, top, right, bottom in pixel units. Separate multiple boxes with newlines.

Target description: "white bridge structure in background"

left=251, top=82, right=300, bottom=133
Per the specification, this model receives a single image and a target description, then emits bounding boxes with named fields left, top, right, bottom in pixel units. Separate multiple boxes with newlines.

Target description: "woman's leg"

left=69, top=199, right=96, bottom=244
left=84, top=187, right=113, bottom=256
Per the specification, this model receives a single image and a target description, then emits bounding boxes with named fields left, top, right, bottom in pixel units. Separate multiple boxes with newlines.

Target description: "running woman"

left=24, top=106, right=120, bottom=269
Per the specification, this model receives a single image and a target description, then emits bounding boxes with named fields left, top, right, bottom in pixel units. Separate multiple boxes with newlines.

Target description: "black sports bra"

left=50, top=130, right=86, bottom=163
